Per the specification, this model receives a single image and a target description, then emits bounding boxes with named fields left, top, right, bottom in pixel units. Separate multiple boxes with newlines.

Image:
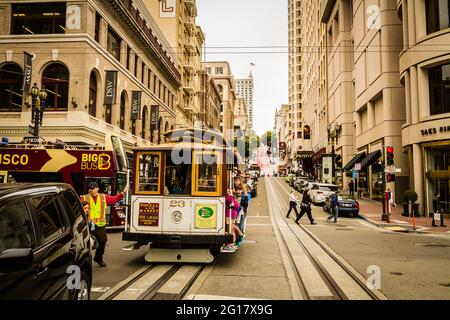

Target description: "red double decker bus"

left=0, top=136, right=129, bottom=228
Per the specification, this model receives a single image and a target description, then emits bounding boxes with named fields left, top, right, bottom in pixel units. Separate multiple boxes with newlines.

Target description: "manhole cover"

left=440, top=283, right=450, bottom=288
left=390, top=272, right=403, bottom=276
left=414, top=243, right=450, bottom=248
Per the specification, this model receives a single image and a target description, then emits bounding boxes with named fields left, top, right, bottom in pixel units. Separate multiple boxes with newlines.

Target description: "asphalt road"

left=91, top=177, right=450, bottom=300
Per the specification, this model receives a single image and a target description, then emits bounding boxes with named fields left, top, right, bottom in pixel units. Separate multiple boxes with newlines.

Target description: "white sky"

left=196, top=0, right=288, bottom=136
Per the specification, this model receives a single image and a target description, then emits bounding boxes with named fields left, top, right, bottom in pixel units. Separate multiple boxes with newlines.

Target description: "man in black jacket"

left=432, top=192, right=446, bottom=227
left=295, top=188, right=316, bottom=225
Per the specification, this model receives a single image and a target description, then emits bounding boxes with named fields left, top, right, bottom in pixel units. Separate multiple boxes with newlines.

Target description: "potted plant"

left=402, top=190, right=420, bottom=217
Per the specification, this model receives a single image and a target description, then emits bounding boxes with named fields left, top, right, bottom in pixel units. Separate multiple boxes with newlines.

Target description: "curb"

left=358, top=213, right=427, bottom=234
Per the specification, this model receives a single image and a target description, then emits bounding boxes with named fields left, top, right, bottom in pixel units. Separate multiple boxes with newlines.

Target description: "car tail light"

left=317, top=191, right=323, bottom=194
left=355, top=202, right=360, bottom=209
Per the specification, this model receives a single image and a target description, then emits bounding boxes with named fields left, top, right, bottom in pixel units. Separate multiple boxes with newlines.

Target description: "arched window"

left=88, top=71, right=98, bottom=117
left=42, top=63, right=69, bottom=111
left=141, top=106, right=148, bottom=139
left=303, top=125, right=311, bottom=140
left=119, top=91, right=127, bottom=130
left=0, top=63, right=23, bottom=112
left=217, top=84, right=223, bottom=94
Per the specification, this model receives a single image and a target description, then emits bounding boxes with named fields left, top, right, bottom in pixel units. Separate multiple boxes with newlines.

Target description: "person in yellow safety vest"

left=81, top=181, right=129, bottom=267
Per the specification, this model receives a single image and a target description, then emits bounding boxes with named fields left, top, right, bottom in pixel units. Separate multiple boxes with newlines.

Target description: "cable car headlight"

left=172, top=211, right=182, bottom=224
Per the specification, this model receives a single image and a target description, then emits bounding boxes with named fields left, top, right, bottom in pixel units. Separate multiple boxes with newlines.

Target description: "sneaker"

left=222, top=244, right=236, bottom=252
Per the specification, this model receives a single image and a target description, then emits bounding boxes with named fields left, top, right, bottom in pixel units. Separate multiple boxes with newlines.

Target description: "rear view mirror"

left=0, top=248, right=33, bottom=273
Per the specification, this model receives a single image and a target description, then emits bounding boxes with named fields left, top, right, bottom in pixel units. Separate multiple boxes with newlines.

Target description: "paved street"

left=92, top=177, right=450, bottom=300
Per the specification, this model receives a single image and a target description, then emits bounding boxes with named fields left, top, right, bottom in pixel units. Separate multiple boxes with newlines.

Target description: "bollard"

left=409, top=200, right=416, bottom=230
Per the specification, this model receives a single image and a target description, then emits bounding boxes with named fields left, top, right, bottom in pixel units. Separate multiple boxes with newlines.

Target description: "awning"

left=342, top=152, right=366, bottom=172
left=360, top=150, right=382, bottom=170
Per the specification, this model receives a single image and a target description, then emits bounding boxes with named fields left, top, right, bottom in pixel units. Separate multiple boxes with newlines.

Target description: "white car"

left=308, top=183, right=339, bottom=205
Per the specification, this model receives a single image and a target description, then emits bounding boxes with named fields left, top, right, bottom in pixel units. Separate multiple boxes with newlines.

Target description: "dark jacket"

left=302, top=191, right=312, bottom=205
left=433, top=197, right=441, bottom=213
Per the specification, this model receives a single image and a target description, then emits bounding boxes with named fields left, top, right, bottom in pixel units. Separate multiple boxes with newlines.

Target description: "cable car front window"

left=193, top=151, right=221, bottom=196
left=137, top=152, right=161, bottom=194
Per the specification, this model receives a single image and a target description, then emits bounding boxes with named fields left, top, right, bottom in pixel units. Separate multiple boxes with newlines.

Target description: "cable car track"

left=98, top=264, right=205, bottom=300
left=266, top=177, right=387, bottom=300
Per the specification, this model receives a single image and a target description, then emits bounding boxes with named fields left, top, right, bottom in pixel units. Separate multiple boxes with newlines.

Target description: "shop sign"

left=421, top=126, right=450, bottom=136
left=195, top=204, right=217, bottom=229
left=138, top=203, right=159, bottom=227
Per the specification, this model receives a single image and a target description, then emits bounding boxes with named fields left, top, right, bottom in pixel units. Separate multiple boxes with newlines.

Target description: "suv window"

left=0, top=201, right=35, bottom=255
left=32, top=195, right=67, bottom=243
left=61, top=190, right=83, bottom=221
left=319, top=186, right=339, bottom=192
left=312, top=185, right=319, bottom=190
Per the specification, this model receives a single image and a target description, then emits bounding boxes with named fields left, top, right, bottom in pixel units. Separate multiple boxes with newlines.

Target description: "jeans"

left=329, top=206, right=339, bottom=222
left=239, top=211, right=248, bottom=233
left=287, top=201, right=299, bottom=218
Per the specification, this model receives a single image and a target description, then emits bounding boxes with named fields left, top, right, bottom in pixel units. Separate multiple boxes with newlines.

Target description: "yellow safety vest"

left=82, top=194, right=107, bottom=227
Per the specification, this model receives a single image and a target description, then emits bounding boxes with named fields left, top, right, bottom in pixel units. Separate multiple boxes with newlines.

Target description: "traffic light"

left=386, top=146, right=394, bottom=166
left=387, top=174, right=396, bottom=182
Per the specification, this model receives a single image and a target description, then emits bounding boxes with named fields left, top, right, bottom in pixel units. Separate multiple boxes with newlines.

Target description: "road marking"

left=97, top=265, right=150, bottom=300
left=156, top=265, right=202, bottom=295
left=91, top=287, right=111, bottom=293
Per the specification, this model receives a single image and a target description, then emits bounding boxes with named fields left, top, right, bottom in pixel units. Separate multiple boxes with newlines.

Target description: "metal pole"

left=381, top=147, right=387, bottom=221
left=332, top=142, right=335, bottom=185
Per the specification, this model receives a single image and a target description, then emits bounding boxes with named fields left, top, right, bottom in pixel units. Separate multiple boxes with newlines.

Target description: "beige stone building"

left=203, top=61, right=236, bottom=143
left=144, top=0, right=204, bottom=129
left=274, top=104, right=290, bottom=167
left=320, top=0, right=408, bottom=203
left=397, top=0, right=450, bottom=215
left=0, top=0, right=180, bottom=150
left=197, top=69, right=221, bottom=130
left=287, top=0, right=304, bottom=168
left=234, top=97, right=249, bottom=137
left=234, top=74, right=254, bottom=129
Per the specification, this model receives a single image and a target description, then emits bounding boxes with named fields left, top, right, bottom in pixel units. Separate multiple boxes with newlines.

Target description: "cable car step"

left=145, top=248, right=215, bottom=264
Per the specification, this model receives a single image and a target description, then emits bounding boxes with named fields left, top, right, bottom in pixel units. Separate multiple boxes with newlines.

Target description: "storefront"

left=425, top=142, right=450, bottom=216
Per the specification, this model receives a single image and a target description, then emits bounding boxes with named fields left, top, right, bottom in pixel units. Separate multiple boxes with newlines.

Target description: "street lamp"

left=328, top=123, right=340, bottom=185
left=30, top=83, right=47, bottom=140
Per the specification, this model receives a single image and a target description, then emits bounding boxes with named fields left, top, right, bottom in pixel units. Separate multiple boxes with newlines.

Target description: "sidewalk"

left=356, top=197, right=450, bottom=234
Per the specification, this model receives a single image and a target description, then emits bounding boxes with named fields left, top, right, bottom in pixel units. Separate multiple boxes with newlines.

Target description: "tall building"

left=144, top=0, right=204, bottom=129
left=321, top=0, right=408, bottom=202
left=288, top=0, right=309, bottom=172
left=203, top=61, right=236, bottom=143
left=234, top=97, right=249, bottom=137
left=0, top=0, right=180, bottom=150
left=299, top=0, right=328, bottom=180
left=397, top=0, right=450, bottom=216
left=234, top=74, right=254, bottom=129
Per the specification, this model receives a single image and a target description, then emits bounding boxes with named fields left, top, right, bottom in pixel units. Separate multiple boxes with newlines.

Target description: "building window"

left=134, top=55, right=139, bottom=78
left=119, top=91, right=126, bottom=130
left=42, top=63, right=69, bottom=111
left=303, top=126, right=311, bottom=140
left=0, top=63, right=23, bottom=112
left=142, top=106, right=148, bottom=139
left=426, top=0, right=450, bottom=34
left=127, top=47, right=132, bottom=70
left=107, top=28, right=121, bottom=61
left=215, top=67, right=224, bottom=74
left=205, top=67, right=211, bottom=74
left=95, top=13, right=101, bottom=42
left=429, top=63, right=450, bottom=115
left=11, top=3, right=66, bottom=35
left=88, top=71, right=97, bottom=117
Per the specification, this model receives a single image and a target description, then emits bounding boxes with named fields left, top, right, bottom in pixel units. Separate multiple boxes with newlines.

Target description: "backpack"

left=240, top=194, right=249, bottom=207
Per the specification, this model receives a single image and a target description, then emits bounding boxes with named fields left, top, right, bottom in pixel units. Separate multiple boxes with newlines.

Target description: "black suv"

left=0, top=183, right=92, bottom=300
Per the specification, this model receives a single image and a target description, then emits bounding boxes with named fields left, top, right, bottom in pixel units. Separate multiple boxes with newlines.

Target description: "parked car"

left=308, top=183, right=339, bottom=205
left=323, top=194, right=360, bottom=217
left=293, top=177, right=308, bottom=191
left=247, top=178, right=258, bottom=198
left=299, top=181, right=314, bottom=193
left=0, top=183, right=92, bottom=300
left=284, top=174, right=295, bottom=185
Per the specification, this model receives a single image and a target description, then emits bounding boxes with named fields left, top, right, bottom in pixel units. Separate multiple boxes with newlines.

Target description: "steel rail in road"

left=97, top=264, right=205, bottom=300
left=266, top=177, right=387, bottom=300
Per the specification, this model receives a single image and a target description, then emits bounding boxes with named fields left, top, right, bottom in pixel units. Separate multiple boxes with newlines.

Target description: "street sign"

left=354, top=163, right=361, bottom=171
left=395, top=168, right=402, bottom=173
left=385, top=166, right=398, bottom=174
left=23, top=136, right=39, bottom=144
left=352, top=170, right=358, bottom=179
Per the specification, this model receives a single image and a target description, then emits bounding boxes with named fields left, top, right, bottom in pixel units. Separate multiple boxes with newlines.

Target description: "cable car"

left=122, top=129, right=236, bottom=263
